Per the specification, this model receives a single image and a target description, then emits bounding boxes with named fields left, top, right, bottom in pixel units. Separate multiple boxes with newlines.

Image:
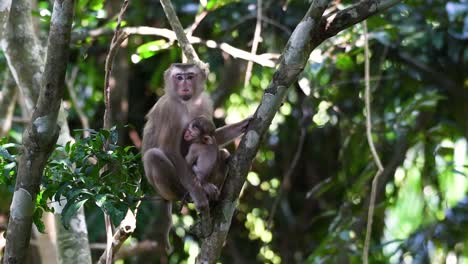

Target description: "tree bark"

left=0, top=71, right=17, bottom=137
left=0, top=0, right=43, bottom=112
left=3, top=1, right=76, bottom=263
left=1, top=0, right=92, bottom=262
left=196, top=0, right=402, bottom=262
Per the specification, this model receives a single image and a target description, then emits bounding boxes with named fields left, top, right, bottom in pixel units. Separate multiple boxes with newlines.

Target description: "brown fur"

left=181, top=117, right=220, bottom=200
left=142, top=63, right=252, bottom=248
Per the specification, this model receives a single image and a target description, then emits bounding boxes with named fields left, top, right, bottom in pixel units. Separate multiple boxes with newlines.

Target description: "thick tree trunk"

left=3, top=1, right=76, bottom=263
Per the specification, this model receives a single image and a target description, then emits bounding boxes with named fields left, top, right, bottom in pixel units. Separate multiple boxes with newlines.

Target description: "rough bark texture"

left=3, top=1, right=76, bottom=263
left=97, top=210, right=137, bottom=264
left=55, top=207, right=92, bottom=264
left=0, top=0, right=12, bottom=40
left=196, top=0, right=402, bottom=262
left=0, top=72, right=17, bottom=137
left=1, top=0, right=43, bottom=112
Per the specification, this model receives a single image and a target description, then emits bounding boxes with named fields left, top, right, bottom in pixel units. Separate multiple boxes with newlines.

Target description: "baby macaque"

left=143, top=63, right=251, bottom=245
left=181, top=116, right=220, bottom=201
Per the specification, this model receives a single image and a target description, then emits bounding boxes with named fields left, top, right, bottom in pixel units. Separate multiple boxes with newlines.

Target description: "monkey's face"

left=183, top=123, right=201, bottom=142
left=173, top=71, right=197, bottom=101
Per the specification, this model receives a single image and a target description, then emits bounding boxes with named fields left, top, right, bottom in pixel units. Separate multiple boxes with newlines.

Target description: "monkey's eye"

left=186, top=74, right=194, bottom=80
left=203, top=136, right=212, bottom=144
left=176, top=74, right=184, bottom=81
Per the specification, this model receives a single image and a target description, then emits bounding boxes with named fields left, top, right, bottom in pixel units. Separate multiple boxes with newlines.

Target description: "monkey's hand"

left=240, top=116, right=253, bottom=133
left=215, top=116, right=254, bottom=145
left=189, top=216, right=213, bottom=238
left=202, top=183, right=220, bottom=201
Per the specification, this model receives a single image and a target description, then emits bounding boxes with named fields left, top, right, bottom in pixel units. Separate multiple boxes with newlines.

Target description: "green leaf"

left=206, top=0, right=238, bottom=11
left=110, top=127, right=119, bottom=144
left=335, top=53, right=354, bottom=71
left=95, top=194, right=108, bottom=207
left=33, top=208, right=46, bottom=233
left=106, top=202, right=127, bottom=225
left=89, top=0, right=104, bottom=11
left=0, top=147, right=14, bottom=162
left=61, top=198, right=88, bottom=229
left=124, top=146, right=134, bottom=153
left=95, top=194, right=127, bottom=224
left=136, top=40, right=169, bottom=59
left=55, top=181, right=72, bottom=204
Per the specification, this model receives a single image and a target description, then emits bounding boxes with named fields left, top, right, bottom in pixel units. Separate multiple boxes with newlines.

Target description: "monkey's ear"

left=203, top=135, right=213, bottom=145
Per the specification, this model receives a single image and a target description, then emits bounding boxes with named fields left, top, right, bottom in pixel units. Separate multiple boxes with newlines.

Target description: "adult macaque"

left=181, top=116, right=226, bottom=201
left=142, top=63, right=250, bottom=251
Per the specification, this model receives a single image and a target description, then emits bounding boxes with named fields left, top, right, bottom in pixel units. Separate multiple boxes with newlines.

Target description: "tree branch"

left=389, top=48, right=459, bottom=94
left=103, top=0, right=129, bottom=131
left=362, top=20, right=384, bottom=264
left=65, top=67, right=90, bottom=138
left=195, top=0, right=401, bottom=262
left=98, top=1, right=130, bottom=263
left=0, top=0, right=44, bottom=112
left=3, top=0, right=75, bottom=263
left=243, top=0, right=263, bottom=87
left=321, top=0, right=401, bottom=39
left=73, top=26, right=279, bottom=67
left=196, top=1, right=331, bottom=262
left=159, top=0, right=200, bottom=65
left=97, top=209, right=139, bottom=264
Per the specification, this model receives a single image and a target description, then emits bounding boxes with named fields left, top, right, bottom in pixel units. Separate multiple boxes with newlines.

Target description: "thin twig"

left=188, top=11, right=208, bottom=36
left=227, top=14, right=292, bottom=35
left=103, top=0, right=129, bottom=131
left=65, top=67, right=90, bottom=137
left=267, top=126, right=306, bottom=228
left=243, top=0, right=263, bottom=87
left=101, top=1, right=130, bottom=263
left=183, top=9, right=208, bottom=63
left=362, top=20, right=384, bottom=264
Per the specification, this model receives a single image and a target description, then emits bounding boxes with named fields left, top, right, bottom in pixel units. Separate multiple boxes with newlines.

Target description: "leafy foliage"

left=0, top=128, right=143, bottom=231
left=42, top=127, right=143, bottom=228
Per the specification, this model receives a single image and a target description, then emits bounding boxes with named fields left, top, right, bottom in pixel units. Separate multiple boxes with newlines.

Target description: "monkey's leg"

left=212, top=148, right=230, bottom=194
left=143, top=148, right=184, bottom=252
left=186, top=180, right=213, bottom=238
left=170, top=152, right=213, bottom=237
left=143, top=148, right=181, bottom=200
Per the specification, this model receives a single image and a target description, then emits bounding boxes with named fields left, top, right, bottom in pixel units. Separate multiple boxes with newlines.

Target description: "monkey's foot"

left=202, top=183, right=220, bottom=201
left=189, top=219, right=213, bottom=238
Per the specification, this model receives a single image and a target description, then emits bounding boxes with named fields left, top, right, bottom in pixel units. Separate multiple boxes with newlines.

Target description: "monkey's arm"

left=215, top=117, right=252, bottom=146
left=185, top=145, right=199, bottom=166
left=192, top=145, right=218, bottom=182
